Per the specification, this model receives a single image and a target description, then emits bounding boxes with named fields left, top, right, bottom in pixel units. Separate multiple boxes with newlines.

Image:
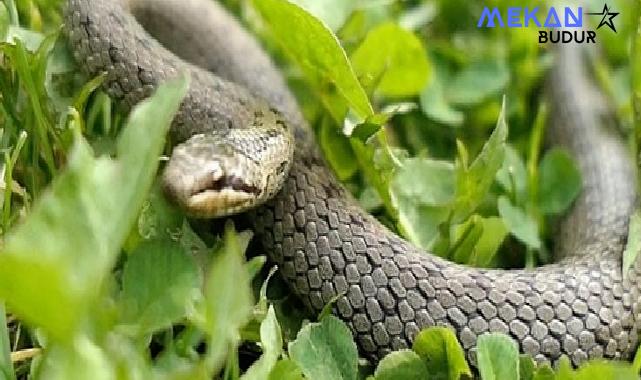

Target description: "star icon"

left=586, top=4, right=619, bottom=32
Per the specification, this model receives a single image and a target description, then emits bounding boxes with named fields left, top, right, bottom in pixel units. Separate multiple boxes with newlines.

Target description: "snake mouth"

left=162, top=154, right=263, bottom=217
left=180, top=174, right=261, bottom=218
left=197, top=174, right=260, bottom=196
left=186, top=189, right=255, bottom=218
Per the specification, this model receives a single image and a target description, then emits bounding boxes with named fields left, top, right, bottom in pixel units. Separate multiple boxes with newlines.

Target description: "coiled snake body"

left=64, top=0, right=641, bottom=366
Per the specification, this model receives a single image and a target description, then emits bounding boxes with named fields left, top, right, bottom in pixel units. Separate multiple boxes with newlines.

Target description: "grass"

left=0, top=0, right=640, bottom=379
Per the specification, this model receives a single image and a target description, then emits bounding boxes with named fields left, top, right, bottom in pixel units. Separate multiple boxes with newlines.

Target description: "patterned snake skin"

left=64, top=0, right=641, bottom=367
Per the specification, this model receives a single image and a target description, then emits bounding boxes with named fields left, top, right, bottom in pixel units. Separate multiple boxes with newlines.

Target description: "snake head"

left=162, top=133, right=263, bottom=218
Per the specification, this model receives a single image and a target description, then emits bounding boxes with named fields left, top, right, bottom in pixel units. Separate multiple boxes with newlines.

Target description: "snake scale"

left=64, top=0, right=641, bottom=367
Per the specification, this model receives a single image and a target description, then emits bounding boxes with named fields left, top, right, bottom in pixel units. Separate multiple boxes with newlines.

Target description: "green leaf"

left=351, top=22, right=430, bottom=97
left=45, top=36, right=78, bottom=113
left=374, top=350, right=428, bottom=380
left=350, top=140, right=398, bottom=217
left=555, top=356, right=574, bottom=379
left=453, top=97, right=508, bottom=222
left=634, top=0, right=641, bottom=148
left=289, top=0, right=354, bottom=31
left=268, top=359, right=304, bottom=380
left=392, top=158, right=455, bottom=206
left=288, top=316, right=358, bottom=380
left=253, top=0, right=373, bottom=119
left=0, top=303, right=14, bottom=380
left=350, top=112, right=390, bottom=142
left=359, top=186, right=383, bottom=211
left=633, top=341, right=641, bottom=374
left=5, top=25, right=44, bottom=51
left=519, top=355, right=536, bottom=380
left=450, top=215, right=508, bottom=266
left=476, top=333, right=519, bottom=380
left=450, top=215, right=484, bottom=264
left=574, top=361, right=638, bottom=380
left=623, top=210, right=641, bottom=280
left=201, top=222, right=254, bottom=372
left=247, top=256, right=267, bottom=282
left=119, top=239, right=199, bottom=336
left=395, top=201, right=451, bottom=251
left=420, top=72, right=464, bottom=127
left=497, top=196, right=541, bottom=250
left=532, top=365, right=555, bottom=380
left=0, top=77, right=187, bottom=340
left=465, top=216, right=508, bottom=267
left=447, top=60, right=509, bottom=106
left=538, top=148, right=582, bottom=215
left=178, top=220, right=211, bottom=270
left=399, top=3, right=436, bottom=30
left=0, top=3, right=8, bottom=41
left=38, top=337, right=117, bottom=380
left=135, top=182, right=184, bottom=242
left=412, top=327, right=471, bottom=380
left=319, top=120, right=358, bottom=180
left=242, top=306, right=283, bottom=380
left=496, top=145, right=527, bottom=204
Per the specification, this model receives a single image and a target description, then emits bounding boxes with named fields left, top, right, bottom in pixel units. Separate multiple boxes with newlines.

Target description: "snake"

left=64, top=0, right=641, bottom=368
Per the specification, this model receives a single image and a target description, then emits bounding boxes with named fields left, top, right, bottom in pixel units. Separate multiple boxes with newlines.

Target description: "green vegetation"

left=0, top=0, right=640, bottom=379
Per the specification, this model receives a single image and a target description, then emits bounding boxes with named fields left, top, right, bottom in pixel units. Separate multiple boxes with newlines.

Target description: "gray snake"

left=63, top=0, right=641, bottom=367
